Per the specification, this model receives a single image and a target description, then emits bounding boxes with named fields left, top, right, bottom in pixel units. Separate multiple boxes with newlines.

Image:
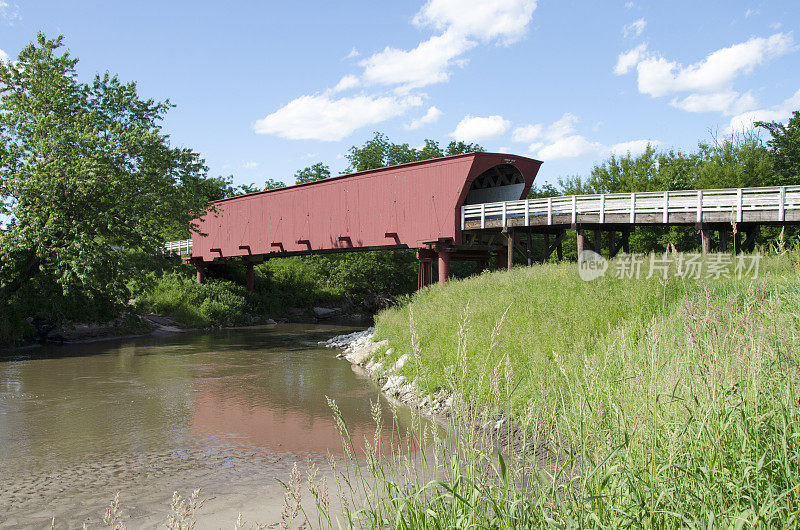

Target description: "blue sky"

left=1, top=0, right=798, bottom=188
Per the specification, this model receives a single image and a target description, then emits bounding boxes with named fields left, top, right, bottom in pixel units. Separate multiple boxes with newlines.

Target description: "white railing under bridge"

left=461, top=185, right=800, bottom=230
left=163, top=238, right=193, bottom=256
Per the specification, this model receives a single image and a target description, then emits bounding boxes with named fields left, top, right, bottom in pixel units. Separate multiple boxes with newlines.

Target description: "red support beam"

left=195, top=260, right=205, bottom=285
left=245, top=261, right=254, bottom=292
left=438, top=250, right=450, bottom=285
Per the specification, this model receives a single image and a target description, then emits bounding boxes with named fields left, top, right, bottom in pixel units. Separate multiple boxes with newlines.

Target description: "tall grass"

left=310, top=252, right=800, bottom=527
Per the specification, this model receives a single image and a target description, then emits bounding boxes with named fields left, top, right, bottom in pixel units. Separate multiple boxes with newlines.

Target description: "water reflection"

left=0, top=324, right=420, bottom=525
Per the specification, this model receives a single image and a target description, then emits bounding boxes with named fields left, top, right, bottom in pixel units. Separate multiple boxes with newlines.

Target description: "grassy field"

left=327, top=251, right=800, bottom=527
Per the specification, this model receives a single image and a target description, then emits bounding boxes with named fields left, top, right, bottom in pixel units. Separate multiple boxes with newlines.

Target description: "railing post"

left=524, top=200, right=530, bottom=226
left=461, top=206, right=465, bottom=231
left=696, top=189, right=703, bottom=223
left=480, top=203, right=485, bottom=229
left=630, top=193, right=635, bottom=224
left=663, top=191, right=669, bottom=224
left=547, top=197, right=553, bottom=225
left=571, top=195, right=577, bottom=225
left=779, top=186, right=786, bottom=222
left=502, top=201, right=507, bottom=228
left=599, top=194, right=605, bottom=224
left=736, top=188, right=743, bottom=223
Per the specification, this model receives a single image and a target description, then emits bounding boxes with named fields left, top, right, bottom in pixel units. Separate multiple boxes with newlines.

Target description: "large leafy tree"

left=0, top=34, right=212, bottom=305
left=345, top=132, right=484, bottom=172
left=294, top=162, right=331, bottom=184
left=758, top=110, right=800, bottom=186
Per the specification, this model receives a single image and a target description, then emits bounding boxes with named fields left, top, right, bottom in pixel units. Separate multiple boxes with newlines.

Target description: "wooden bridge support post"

left=194, top=260, right=205, bottom=285
left=593, top=230, right=602, bottom=253
left=542, top=233, right=550, bottom=264
left=527, top=232, right=534, bottom=266
left=244, top=261, right=255, bottom=292
left=699, top=225, right=711, bottom=254
left=507, top=229, right=515, bottom=270
left=621, top=230, right=631, bottom=254
left=438, top=250, right=450, bottom=285
left=719, top=230, right=728, bottom=253
left=576, top=229, right=586, bottom=262
left=417, top=249, right=436, bottom=289
left=743, top=226, right=759, bottom=253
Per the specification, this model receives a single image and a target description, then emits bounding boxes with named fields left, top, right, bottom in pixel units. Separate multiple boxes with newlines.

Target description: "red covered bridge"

left=190, top=152, right=542, bottom=289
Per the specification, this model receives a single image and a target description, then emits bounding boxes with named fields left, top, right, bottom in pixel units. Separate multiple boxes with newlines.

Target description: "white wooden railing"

left=461, top=185, right=800, bottom=229
left=163, top=239, right=193, bottom=256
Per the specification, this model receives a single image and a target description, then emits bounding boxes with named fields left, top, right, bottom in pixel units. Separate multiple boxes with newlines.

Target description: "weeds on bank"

left=307, top=254, right=800, bottom=527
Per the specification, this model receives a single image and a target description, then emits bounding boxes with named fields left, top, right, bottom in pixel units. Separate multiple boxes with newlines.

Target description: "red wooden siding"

left=192, top=152, right=542, bottom=262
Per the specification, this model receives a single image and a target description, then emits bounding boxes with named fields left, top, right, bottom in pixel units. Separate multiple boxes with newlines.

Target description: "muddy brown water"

left=0, top=324, right=417, bottom=528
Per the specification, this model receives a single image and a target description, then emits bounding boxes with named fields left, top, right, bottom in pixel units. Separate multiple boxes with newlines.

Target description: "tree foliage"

left=758, top=111, right=800, bottom=186
left=345, top=132, right=484, bottom=172
left=294, top=162, right=331, bottom=184
left=0, top=34, right=212, bottom=305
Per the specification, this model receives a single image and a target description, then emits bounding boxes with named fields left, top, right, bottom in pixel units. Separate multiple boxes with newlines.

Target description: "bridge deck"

left=462, top=186, right=800, bottom=231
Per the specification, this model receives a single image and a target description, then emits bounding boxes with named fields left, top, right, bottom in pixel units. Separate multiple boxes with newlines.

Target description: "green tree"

left=0, top=34, right=211, bottom=306
left=758, top=111, right=800, bottom=185
left=294, top=162, right=331, bottom=184
left=345, top=132, right=484, bottom=172
left=445, top=140, right=485, bottom=155
left=263, top=178, right=285, bottom=190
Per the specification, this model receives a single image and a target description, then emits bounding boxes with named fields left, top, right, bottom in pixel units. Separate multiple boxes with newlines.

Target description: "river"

left=0, top=324, right=415, bottom=528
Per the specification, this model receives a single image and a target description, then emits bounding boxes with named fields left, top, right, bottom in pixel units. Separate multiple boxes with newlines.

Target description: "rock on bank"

left=321, top=329, right=452, bottom=416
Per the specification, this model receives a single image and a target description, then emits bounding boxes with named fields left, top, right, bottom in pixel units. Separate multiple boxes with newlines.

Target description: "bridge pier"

left=438, top=249, right=450, bottom=285
left=576, top=228, right=586, bottom=262
left=743, top=225, right=758, bottom=252
left=193, top=259, right=205, bottom=285
left=417, top=249, right=436, bottom=289
left=699, top=224, right=711, bottom=254
left=507, top=229, right=514, bottom=270
left=245, top=261, right=254, bottom=292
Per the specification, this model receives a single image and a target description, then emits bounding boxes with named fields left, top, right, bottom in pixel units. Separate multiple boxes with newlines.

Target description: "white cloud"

left=516, top=112, right=658, bottom=160
left=538, top=135, right=603, bottom=160
left=616, top=33, right=796, bottom=116
left=745, top=8, right=759, bottom=18
left=450, top=114, right=510, bottom=142
left=727, top=88, right=800, bottom=133
left=511, top=123, right=543, bottom=142
left=623, top=18, right=646, bottom=38
left=360, top=30, right=474, bottom=91
left=610, top=139, right=660, bottom=156
left=614, top=44, right=647, bottom=75
left=242, top=161, right=258, bottom=169
left=0, top=48, right=8, bottom=63
left=333, top=74, right=359, bottom=92
left=359, top=0, right=537, bottom=92
left=413, top=0, right=538, bottom=45
left=670, top=90, right=758, bottom=115
left=255, top=0, right=537, bottom=141
left=405, top=106, right=443, bottom=130
left=344, top=47, right=359, bottom=59
left=631, top=33, right=794, bottom=98
left=625, top=1, right=635, bottom=8
left=0, top=1, right=20, bottom=24
left=253, top=93, right=423, bottom=141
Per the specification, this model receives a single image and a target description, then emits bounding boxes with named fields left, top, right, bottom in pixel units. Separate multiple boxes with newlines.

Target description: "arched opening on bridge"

left=464, top=164, right=525, bottom=205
